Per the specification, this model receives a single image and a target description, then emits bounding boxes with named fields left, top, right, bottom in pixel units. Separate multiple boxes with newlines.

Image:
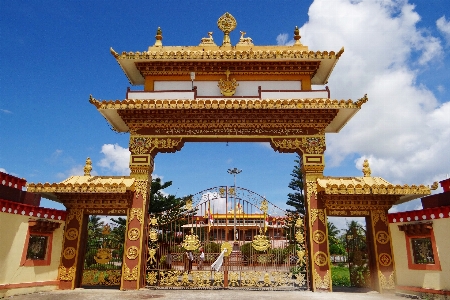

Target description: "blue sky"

left=1, top=0, right=449, bottom=230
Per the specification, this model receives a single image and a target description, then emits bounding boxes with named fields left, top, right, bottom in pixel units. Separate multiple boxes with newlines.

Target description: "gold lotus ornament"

left=218, top=69, right=239, bottom=96
left=252, top=229, right=270, bottom=251
left=181, top=229, right=201, bottom=251
left=94, top=248, right=112, bottom=264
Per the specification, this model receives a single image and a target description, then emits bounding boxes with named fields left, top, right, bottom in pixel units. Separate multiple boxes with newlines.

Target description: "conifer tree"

left=286, top=155, right=305, bottom=216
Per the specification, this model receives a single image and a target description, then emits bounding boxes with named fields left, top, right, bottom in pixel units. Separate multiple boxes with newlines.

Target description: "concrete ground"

left=5, top=287, right=405, bottom=300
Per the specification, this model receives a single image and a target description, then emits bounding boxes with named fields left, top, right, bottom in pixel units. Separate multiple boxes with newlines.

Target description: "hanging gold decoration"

left=295, top=230, right=305, bottom=244
left=102, top=224, right=111, bottom=235
left=181, top=229, right=201, bottom=251
left=218, top=69, right=239, bottom=96
left=252, top=229, right=270, bottom=251
left=150, top=216, right=158, bottom=226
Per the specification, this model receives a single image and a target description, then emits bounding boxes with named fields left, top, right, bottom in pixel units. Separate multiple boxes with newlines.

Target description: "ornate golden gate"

left=145, top=186, right=308, bottom=290
left=81, top=221, right=123, bottom=287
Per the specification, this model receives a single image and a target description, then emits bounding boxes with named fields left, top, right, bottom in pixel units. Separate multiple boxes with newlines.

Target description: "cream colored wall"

left=390, top=218, right=450, bottom=291
left=0, top=213, right=64, bottom=286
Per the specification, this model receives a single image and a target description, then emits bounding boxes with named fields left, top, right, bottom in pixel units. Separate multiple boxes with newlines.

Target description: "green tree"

left=87, top=215, right=104, bottom=241
left=286, top=155, right=305, bottom=215
left=327, top=221, right=346, bottom=256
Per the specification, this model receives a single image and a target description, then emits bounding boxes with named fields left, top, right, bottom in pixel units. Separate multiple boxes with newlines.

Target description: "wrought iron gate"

left=346, top=224, right=370, bottom=288
left=82, top=218, right=123, bottom=287
left=145, top=186, right=308, bottom=290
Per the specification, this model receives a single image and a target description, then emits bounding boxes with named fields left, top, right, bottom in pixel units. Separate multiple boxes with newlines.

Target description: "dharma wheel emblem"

left=217, top=12, right=236, bottom=46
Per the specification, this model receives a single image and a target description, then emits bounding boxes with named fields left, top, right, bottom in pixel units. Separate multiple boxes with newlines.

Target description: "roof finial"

left=293, top=26, right=302, bottom=46
left=217, top=12, right=237, bottom=47
left=84, top=157, right=92, bottom=176
left=154, top=27, right=163, bottom=47
left=362, top=159, right=371, bottom=177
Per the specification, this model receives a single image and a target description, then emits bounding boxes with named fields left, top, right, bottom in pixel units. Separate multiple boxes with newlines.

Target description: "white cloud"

left=1, top=109, right=12, bottom=114
left=0, top=168, right=6, bottom=173
left=437, top=15, right=450, bottom=44
left=98, top=144, right=130, bottom=175
left=299, top=0, right=450, bottom=194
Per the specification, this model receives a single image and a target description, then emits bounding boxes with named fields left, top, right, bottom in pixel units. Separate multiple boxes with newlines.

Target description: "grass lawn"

left=331, top=264, right=351, bottom=287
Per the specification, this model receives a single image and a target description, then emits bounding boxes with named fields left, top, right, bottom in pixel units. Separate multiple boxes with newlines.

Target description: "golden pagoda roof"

left=89, top=95, right=367, bottom=134
left=317, top=176, right=431, bottom=205
left=27, top=175, right=135, bottom=202
left=110, top=13, right=344, bottom=86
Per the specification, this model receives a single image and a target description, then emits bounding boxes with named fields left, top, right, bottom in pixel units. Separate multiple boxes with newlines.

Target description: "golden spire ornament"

left=217, top=12, right=237, bottom=46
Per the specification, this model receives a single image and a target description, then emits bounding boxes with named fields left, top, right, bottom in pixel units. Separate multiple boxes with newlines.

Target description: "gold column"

left=121, top=135, right=185, bottom=290
left=270, top=135, right=330, bottom=291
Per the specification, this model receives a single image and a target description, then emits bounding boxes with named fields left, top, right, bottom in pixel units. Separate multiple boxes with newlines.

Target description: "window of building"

left=411, top=237, right=435, bottom=265
left=26, top=234, right=49, bottom=260
left=398, top=221, right=441, bottom=271
left=21, top=219, right=61, bottom=266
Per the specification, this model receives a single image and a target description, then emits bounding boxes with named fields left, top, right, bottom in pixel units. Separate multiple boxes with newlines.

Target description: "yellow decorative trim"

left=378, top=270, right=395, bottom=290
left=91, top=97, right=366, bottom=111
left=58, top=265, right=76, bottom=281
left=129, top=208, right=143, bottom=224
left=112, top=48, right=343, bottom=61
left=313, top=269, right=330, bottom=290
left=65, top=228, right=78, bottom=240
left=378, top=253, right=392, bottom=267
left=271, top=136, right=325, bottom=154
left=321, top=181, right=430, bottom=198
left=126, top=246, right=139, bottom=260
left=123, top=262, right=139, bottom=281
left=314, top=251, right=328, bottom=266
left=313, top=230, right=326, bottom=244
left=129, top=136, right=183, bottom=155
left=228, top=272, right=239, bottom=287
left=128, top=228, right=140, bottom=241
left=63, top=247, right=76, bottom=260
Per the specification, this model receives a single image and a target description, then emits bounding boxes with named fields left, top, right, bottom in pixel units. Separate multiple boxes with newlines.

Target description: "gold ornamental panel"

left=378, top=253, right=392, bottom=267
left=149, top=228, right=158, bottom=242
left=63, top=247, right=76, bottom=260
left=65, top=228, right=78, bottom=240
left=314, top=251, right=328, bottom=267
left=128, top=228, right=140, bottom=241
left=126, top=246, right=139, bottom=260
left=123, top=262, right=139, bottom=281
left=94, top=248, right=112, bottom=264
left=376, top=231, right=390, bottom=244
left=59, top=265, right=76, bottom=281
left=313, top=230, right=326, bottom=244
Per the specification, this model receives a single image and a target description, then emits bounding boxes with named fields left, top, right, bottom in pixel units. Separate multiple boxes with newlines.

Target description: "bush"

left=331, top=265, right=351, bottom=287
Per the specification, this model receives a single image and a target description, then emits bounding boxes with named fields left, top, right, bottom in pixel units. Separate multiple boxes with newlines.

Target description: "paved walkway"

left=6, top=287, right=404, bottom=300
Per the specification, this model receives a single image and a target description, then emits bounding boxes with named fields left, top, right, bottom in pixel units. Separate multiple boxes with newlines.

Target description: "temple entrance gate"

left=81, top=218, right=124, bottom=287
left=145, top=186, right=308, bottom=290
